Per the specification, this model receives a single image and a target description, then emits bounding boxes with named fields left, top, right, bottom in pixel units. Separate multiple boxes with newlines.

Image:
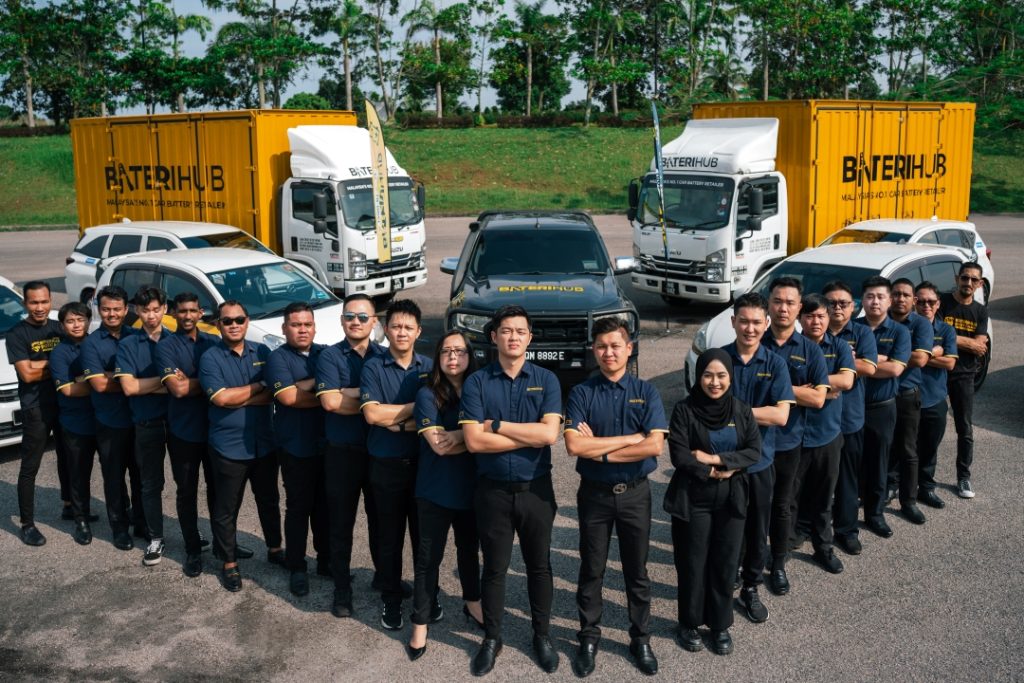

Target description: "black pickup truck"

left=440, top=210, right=640, bottom=382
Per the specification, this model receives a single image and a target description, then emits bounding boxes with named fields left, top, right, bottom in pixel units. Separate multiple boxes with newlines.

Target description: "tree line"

left=0, top=0, right=1020, bottom=130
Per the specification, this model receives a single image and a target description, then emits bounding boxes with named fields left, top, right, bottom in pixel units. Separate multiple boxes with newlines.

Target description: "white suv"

left=65, top=221, right=273, bottom=303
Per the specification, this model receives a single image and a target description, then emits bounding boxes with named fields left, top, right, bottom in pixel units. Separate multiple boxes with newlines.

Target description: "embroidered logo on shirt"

left=790, top=355, right=806, bottom=363
left=756, top=372, right=773, bottom=378
left=253, top=361, right=265, bottom=367
left=526, top=386, right=544, bottom=392
left=628, top=398, right=645, bottom=404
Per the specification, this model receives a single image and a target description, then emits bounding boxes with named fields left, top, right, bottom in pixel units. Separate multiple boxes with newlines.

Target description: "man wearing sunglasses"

left=200, top=301, right=283, bottom=592
left=940, top=263, right=989, bottom=499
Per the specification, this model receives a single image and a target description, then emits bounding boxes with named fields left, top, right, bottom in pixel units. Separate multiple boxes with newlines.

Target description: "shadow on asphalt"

left=973, top=363, right=1024, bottom=440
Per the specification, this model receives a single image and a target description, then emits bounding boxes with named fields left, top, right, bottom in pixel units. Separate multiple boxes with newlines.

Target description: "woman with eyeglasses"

left=405, top=331, right=483, bottom=661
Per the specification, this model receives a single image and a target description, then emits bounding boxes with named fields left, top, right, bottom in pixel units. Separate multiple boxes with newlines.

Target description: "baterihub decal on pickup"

left=497, top=285, right=585, bottom=293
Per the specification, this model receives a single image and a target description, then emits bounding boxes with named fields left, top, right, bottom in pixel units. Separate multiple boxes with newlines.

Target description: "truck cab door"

left=735, top=176, right=786, bottom=280
left=281, top=179, right=337, bottom=287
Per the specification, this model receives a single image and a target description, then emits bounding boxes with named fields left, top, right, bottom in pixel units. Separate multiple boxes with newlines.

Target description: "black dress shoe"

left=918, top=489, right=945, bottom=509
left=235, top=543, right=254, bottom=559
left=199, top=534, right=210, bottom=550
left=867, top=516, right=894, bottom=538
left=710, top=629, right=733, bottom=655
left=221, top=565, right=243, bottom=592
left=331, top=590, right=353, bottom=618
left=405, top=642, right=427, bottom=662
left=20, top=525, right=46, bottom=547
left=290, top=571, right=310, bottom=596
left=676, top=627, right=703, bottom=652
left=572, top=641, right=597, bottom=678
left=768, top=567, right=790, bottom=596
left=113, top=530, right=133, bottom=551
left=183, top=553, right=203, bottom=578
left=533, top=635, right=559, bottom=673
left=463, top=604, right=484, bottom=630
left=901, top=503, right=926, bottom=525
left=73, top=521, right=93, bottom=546
left=471, top=638, right=502, bottom=677
left=813, top=547, right=844, bottom=574
left=836, top=534, right=862, bottom=555
left=267, top=549, right=287, bottom=568
left=629, top=641, right=658, bottom=675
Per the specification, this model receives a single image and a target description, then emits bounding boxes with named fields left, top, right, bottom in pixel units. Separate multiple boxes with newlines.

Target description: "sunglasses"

left=825, top=299, right=853, bottom=309
left=343, top=312, right=372, bottom=323
left=959, top=275, right=981, bottom=283
left=219, top=316, right=247, bottom=326
left=917, top=299, right=940, bottom=307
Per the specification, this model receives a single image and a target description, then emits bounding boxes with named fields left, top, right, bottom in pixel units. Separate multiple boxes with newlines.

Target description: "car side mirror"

left=613, top=256, right=635, bottom=276
left=313, top=220, right=327, bottom=235
left=627, top=179, right=639, bottom=221
left=748, top=187, right=764, bottom=216
left=747, top=215, right=763, bottom=232
left=440, top=256, right=458, bottom=275
left=313, top=192, right=328, bottom=220
left=417, top=183, right=426, bottom=213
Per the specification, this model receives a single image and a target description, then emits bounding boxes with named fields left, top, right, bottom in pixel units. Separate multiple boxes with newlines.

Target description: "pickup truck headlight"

left=692, top=322, right=709, bottom=355
left=263, top=333, right=285, bottom=351
left=347, top=248, right=368, bottom=280
left=705, top=249, right=727, bottom=282
left=453, top=313, right=489, bottom=334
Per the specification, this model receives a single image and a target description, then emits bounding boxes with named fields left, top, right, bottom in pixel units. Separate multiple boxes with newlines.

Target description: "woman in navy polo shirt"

left=665, top=349, right=761, bottom=656
left=405, top=331, right=483, bottom=661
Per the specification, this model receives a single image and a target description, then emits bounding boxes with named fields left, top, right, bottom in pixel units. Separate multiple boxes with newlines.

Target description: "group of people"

left=6, top=260, right=988, bottom=678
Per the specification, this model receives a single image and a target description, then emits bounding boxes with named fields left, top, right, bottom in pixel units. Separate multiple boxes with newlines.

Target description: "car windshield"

left=750, top=261, right=877, bottom=312
left=0, top=285, right=24, bottom=337
left=207, top=261, right=337, bottom=320
left=638, top=175, right=735, bottom=230
left=339, top=177, right=422, bottom=231
left=820, top=229, right=908, bottom=246
left=180, top=232, right=273, bottom=253
left=468, top=228, right=610, bottom=277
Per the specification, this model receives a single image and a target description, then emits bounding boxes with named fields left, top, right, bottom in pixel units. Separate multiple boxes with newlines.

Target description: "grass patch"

left=0, top=125, right=1018, bottom=226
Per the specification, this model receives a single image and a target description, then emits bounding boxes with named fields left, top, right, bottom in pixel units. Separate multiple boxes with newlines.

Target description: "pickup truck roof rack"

left=470, top=209, right=594, bottom=231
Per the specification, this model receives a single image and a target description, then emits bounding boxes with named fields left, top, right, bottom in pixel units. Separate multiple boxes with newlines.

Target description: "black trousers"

left=369, top=456, right=419, bottom=606
left=769, top=446, right=801, bottom=567
left=947, top=375, right=975, bottom=480
left=918, top=401, right=949, bottom=493
left=793, top=435, right=843, bottom=552
left=96, top=423, right=144, bottom=533
left=168, top=435, right=215, bottom=555
left=61, top=428, right=97, bottom=523
left=411, top=497, right=481, bottom=626
left=324, top=442, right=380, bottom=595
left=16, top=404, right=70, bottom=526
left=576, top=480, right=652, bottom=644
left=833, top=429, right=864, bottom=539
left=863, top=400, right=898, bottom=521
left=134, top=418, right=168, bottom=540
left=210, top=450, right=282, bottom=564
left=673, top=477, right=746, bottom=631
left=280, top=449, right=330, bottom=572
left=475, top=474, right=557, bottom=639
left=888, top=389, right=921, bottom=505
left=740, top=466, right=774, bottom=588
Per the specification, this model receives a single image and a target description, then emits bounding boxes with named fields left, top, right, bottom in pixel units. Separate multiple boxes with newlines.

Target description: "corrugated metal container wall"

left=693, top=100, right=975, bottom=252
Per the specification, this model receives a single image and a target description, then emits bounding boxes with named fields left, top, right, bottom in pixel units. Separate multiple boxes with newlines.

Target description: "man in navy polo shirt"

left=81, top=285, right=144, bottom=551
left=50, top=302, right=98, bottom=546
left=723, top=292, right=793, bottom=625
left=858, top=276, right=910, bottom=539
left=460, top=305, right=563, bottom=677
left=267, top=302, right=329, bottom=598
left=564, top=317, right=666, bottom=677
left=200, top=300, right=283, bottom=593
left=793, top=294, right=855, bottom=575
left=317, top=293, right=386, bottom=617
left=762, top=277, right=828, bottom=597
left=157, top=291, right=230, bottom=578
left=115, top=287, right=171, bottom=566
left=885, top=278, right=934, bottom=525
left=360, top=299, right=433, bottom=631
left=823, top=280, right=877, bottom=557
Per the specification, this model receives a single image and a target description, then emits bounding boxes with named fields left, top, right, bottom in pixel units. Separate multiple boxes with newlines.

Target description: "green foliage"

left=283, top=92, right=331, bottom=109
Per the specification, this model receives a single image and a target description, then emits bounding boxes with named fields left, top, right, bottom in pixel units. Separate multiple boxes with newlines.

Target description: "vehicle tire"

left=627, top=356, right=639, bottom=377
left=983, top=279, right=992, bottom=303
left=973, top=339, right=991, bottom=393
left=660, top=294, right=690, bottom=307
left=79, top=287, right=95, bottom=305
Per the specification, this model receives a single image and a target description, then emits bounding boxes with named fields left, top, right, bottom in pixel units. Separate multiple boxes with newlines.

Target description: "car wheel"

left=660, top=294, right=690, bottom=307
left=973, top=339, right=991, bottom=393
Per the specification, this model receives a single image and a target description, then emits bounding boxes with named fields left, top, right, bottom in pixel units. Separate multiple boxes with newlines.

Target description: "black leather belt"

left=580, top=476, right=648, bottom=496
left=866, top=397, right=896, bottom=408
left=898, top=387, right=920, bottom=398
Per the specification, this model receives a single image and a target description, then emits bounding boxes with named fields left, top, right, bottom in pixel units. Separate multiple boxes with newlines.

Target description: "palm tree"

left=402, top=1, right=470, bottom=119
left=325, top=0, right=368, bottom=110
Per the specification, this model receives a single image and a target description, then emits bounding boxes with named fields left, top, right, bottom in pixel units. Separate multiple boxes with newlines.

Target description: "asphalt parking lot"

left=1, top=214, right=1022, bottom=681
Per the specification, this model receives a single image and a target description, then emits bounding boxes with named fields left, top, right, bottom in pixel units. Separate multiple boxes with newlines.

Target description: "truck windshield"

left=639, top=175, right=734, bottom=230
left=339, top=177, right=423, bottom=231
left=0, top=285, right=23, bottom=338
left=207, top=261, right=337, bottom=320
left=750, top=261, right=876, bottom=313
left=469, top=228, right=610, bottom=277
left=181, top=232, right=273, bottom=253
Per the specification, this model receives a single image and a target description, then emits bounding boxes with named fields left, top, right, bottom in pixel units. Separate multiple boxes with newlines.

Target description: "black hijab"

left=689, top=348, right=735, bottom=430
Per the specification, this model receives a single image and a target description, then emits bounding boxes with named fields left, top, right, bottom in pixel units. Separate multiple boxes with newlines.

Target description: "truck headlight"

left=692, top=322, right=709, bottom=354
left=263, top=334, right=285, bottom=351
left=453, top=313, right=489, bottom=334
left=705, top=249, right=727, bottom=282
left=347, top=248, right=367, bottom=280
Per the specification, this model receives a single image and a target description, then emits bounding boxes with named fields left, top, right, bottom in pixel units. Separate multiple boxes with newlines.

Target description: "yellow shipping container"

left=692, top=100, right=975, bottom=253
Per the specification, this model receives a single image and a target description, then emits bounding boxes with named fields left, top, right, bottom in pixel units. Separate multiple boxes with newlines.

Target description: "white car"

left=0, top=275, right=25, bottom=448
left=818, top=218, right=994, bottom=299
left=685, top=242, right=993, bottom=392
left=65, top=221, right=273, bottom=304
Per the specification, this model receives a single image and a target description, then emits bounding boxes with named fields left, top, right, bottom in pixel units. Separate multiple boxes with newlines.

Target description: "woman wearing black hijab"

left=665, top=348, right=762, bottom=655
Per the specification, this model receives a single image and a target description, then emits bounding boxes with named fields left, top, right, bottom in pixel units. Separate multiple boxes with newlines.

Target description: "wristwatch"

left=491, top=419, right=502, bottom=434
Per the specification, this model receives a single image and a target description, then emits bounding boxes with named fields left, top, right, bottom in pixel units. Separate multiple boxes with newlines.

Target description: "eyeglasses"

left=219, top=316, right=247, bottom=326
left=440, top=347, right=468, bottom=358
left=826, top=299, right=853, bottom=309
left=917, top=298, right=940, bottom=307
left=959, top=275, right=981, bottom=283
left=343, top=312, right=372, bottom=323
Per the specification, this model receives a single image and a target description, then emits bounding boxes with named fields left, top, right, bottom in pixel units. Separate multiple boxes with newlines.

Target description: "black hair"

left=343, top=292, right=375, bottom=309
left=800, top=293, right=828, bottom=315
left=283, top=301, right=314, bottom=322
left=218, top=299, right=249, bottom=316
left=173, top=291, right=200, bottom=307
left=958, top=261, right=983, bottom=277
left=96, top=285, right=129, bottom=305
left=769, top=276, right=802, bottom=295
left=592, top=316, right=630, bottom=340
left=915, top=280, right=940, bottom=298
left=134, top=286, right=167, bottom=307
left=861, top=275, right=892, bottom=292
left=385, top=299, right=422, bottom=326
left=428, top=330, right=478, bottom=412
left=822, top=280, right=852, bottom=297
left=890, top=277, right=915, bottom=291
left=23, top=280, right=50, bottom=295
left=489, top=305, right=531, bottom=333
left=733, top=292, right=768, bottom=315
left=58, top=301, right=91, bottom=323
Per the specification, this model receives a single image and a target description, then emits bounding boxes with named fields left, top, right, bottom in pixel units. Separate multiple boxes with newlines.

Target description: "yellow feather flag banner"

left=366, top=100, right=391, bottom=263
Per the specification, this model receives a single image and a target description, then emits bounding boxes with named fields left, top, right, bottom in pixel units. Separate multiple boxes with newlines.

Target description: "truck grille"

left=0, top=386, right=18, bottom=403
left=642, top=255, right=706, bottom=279
left=531, top=317, right=589, bottom=341
left=367, top=254, right=413, bottom=275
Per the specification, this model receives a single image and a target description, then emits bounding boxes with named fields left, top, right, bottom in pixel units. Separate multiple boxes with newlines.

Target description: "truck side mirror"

left=746, top=215, right=763, bottom=232
left=313, top=220, right=328, bottom=235
left=416, top=183, right=426, bottom=213
left=627, top=180, right=639, bottom=222
left=313, top=192, right=328, bottom=220
left=748, top=187, right=764, bottom=216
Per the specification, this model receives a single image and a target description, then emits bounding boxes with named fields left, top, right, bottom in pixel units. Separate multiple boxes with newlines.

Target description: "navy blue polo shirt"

left=895, top=311, right=934, bottom=392
left=50, top=340, right=95, bottom=436
left=920, top=319, right=958, bottom=409
left=763, top=329, right=830, bottom=452
left=802, top=332, right=856, bottom=448
left=156, top=331, right=219, bottom=443
left=360, top=351, right=432, bottom=459
left=80, top=325, right=138, bottom=429
left=199, top=340, right=274, bottom=460
left=721, top=342, right=795, bottom=474
left=708, top=424, right=738, bottom=457
left=564, top=373, right=668, bottom=484
left=415, top=386, right=476, bottom=510
left=861, top=317, right=911, bottom=404
left=459, top=360, right=562, bottom=482
left=315, top=340, right=385, bottom=446
left=831, top=319, right=878, bottom=434
left=267, top=342, right=326, bottom=458
left=114, top=327, right=171, bottom=424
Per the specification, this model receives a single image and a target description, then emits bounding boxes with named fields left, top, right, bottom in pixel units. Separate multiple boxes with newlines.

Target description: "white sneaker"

left=143, top=538, right=165, bottom=566
left=957, top=479, right=975, bottom=499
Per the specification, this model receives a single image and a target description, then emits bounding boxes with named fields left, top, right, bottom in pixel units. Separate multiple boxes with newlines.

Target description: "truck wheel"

left=627, top=356, right=639, bottom=377
left=973, top=339, right=991, bottom=393
left=660, top=294, right=690, bottom=307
